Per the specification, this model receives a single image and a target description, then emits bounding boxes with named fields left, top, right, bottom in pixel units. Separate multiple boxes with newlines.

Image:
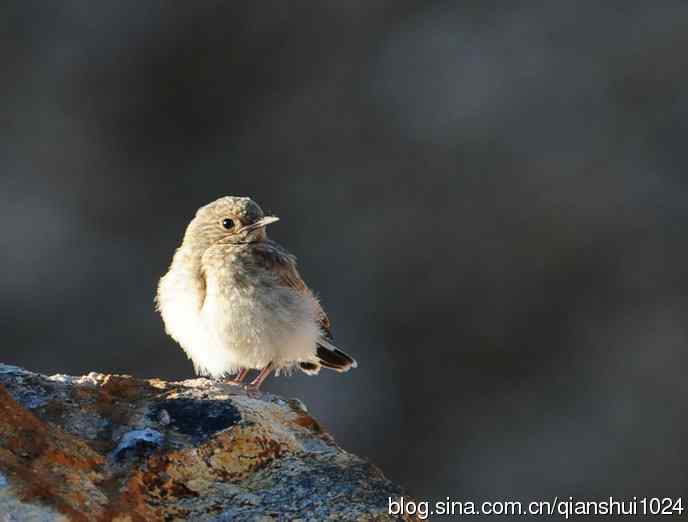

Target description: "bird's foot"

left=243, top=383, right=262, bottom=397
left=243, top=362, right=274, bottom=396
left=224, top=368, right=249, bottom=386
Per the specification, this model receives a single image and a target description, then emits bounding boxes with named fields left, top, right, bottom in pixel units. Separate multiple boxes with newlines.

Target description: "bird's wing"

left=253, top=241, right=333, bottom=339
left=254, top=240, right=357, bottom=372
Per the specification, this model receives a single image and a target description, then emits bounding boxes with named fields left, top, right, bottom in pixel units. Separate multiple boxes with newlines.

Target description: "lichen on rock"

left=0, top=364, right=413, bottom=520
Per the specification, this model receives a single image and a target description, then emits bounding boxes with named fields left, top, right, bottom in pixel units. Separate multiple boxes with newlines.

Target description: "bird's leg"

left=225, top=368, right=249, bottom=385
left=245, top=362, right=274, bottom=392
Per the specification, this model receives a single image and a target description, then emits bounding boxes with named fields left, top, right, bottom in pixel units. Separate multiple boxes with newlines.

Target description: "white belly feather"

left=158, top=266, right=321, bottom=377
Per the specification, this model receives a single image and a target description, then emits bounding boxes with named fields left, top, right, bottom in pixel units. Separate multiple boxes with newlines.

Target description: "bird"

left=156, top=196, right=357, bottom=391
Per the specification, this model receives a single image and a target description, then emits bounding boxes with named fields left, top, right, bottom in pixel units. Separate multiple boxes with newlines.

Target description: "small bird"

left=156, top=196, right=357, bottom=391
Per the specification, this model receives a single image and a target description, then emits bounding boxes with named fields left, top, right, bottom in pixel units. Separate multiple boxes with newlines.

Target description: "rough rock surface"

left=0, top=364, right=411, bottom=521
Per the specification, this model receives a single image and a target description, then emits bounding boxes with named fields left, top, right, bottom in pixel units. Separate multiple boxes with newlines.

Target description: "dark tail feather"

left=299, top=361, right=320, bottom=375
left=315, top=342, right=357, bottom=373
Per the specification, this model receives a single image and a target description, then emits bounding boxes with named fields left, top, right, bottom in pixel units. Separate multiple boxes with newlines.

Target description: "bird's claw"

left=243, top=385, right=262, bottom=398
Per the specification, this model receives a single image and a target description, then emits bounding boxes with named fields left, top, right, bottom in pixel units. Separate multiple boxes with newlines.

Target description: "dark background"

left=3, top=1, right=687, bottom=510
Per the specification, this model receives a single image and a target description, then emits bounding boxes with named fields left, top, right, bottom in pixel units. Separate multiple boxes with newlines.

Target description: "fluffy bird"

left=156, top=196, right=357, bottom=390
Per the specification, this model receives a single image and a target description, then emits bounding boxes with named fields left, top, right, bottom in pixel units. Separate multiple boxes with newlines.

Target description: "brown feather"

left=253, top=240, right=356, bottom=372
left=253, top=240, right=334, bottom=339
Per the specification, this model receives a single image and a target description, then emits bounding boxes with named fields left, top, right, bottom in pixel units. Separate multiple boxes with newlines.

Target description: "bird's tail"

left=299, top=338, right=358, bottom=374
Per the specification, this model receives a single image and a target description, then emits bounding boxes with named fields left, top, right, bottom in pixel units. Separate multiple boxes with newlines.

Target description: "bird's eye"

left=222, top=218, right=235, bottom=230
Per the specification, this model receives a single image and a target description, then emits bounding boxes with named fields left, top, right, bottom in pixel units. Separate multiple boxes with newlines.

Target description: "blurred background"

left=2, top=1, right=687, bottom=510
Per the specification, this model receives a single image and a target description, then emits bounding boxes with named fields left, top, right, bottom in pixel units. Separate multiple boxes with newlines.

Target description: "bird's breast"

left=201, top=270, right=322, bottom=366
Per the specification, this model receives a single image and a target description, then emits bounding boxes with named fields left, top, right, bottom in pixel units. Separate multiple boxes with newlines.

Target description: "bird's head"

left=181, top=196, right=279, bottom=251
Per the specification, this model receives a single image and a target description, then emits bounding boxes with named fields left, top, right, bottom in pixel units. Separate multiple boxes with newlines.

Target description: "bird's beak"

left=240, top=216, right=280, bottom=234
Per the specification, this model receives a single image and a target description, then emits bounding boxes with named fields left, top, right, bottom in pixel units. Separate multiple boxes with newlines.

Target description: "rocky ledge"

left=0, top=364, right=410, bottom=521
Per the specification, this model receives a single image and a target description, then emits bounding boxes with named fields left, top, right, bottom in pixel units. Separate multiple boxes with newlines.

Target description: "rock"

left=0, top=364, right=413, bottom=521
